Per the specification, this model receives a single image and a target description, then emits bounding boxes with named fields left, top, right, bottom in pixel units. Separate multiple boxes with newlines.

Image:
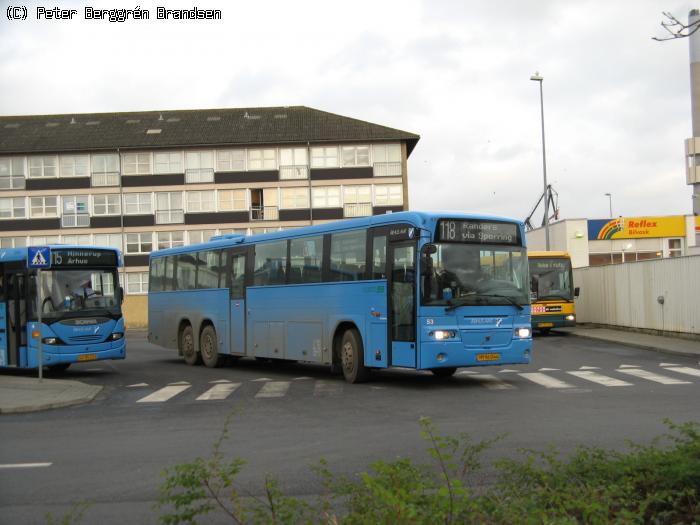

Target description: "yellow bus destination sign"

left=587, top=216, right=686, bottom=240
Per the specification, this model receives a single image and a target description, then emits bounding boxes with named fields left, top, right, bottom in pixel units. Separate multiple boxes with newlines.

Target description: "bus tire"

left=47, top=363, right=71, bottom=374
left=200, top=325, right=224, bottom=368
left=181, top=325, right=201, bottom=366
left=430, top=367, right=457, bottom=378
left=340, top=328, right=370, bottom=384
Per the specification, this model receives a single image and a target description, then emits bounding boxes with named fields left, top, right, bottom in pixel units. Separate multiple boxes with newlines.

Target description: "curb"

left=566, top=331, right=700, bottom=359
left=0, top=383, right=103, bottom=415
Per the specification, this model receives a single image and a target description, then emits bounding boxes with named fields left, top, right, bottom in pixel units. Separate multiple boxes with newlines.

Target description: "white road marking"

left=617, top=368, right=692, bottom=385
left=137, top=384, right=191, bottom=403
left=294, top=377, right=313, bottom=380
left=255, top=381, right=291, bottom=398
left=196, top=383, right=241, bottom=401
left=85, top=368, right=103, bottom=372
left=469, top=374, right=516, bottom=390
left=126, top=383, right=149, bottom=388
left=251, top=378, right=273, bottom=382
left=519, top=372, right=574, bottom=389
left=567, top=370, right=632, bottom=387
left=619, top=364, right=640, bottom=369
left=0, top=463, right=52, bottom=469
left=664, top=367, right=700, bottom=378
left=538, top=368, right=560, bottom=371
left=498, top=369, right=520, bottom=373
left=455, top=370, right=478, bottom=375
left=578, top=366, right=600, bottom=370
left=659, top=363, right=681, bottom=367
left=210, top=379, right=233, bottom=384
left=313, top=381, right=343, bottom=396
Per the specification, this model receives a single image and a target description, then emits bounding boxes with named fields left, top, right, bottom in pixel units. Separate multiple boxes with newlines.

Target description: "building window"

left=0, top=197, right=26, bottom=219
left=0, top=237, right=27, bottom=248
left=341, top=145, right=370, bottom=167
left=186, top=190, right=215, bottom=213
left=311, top=186, right=341, bottom=208
left=62, top=234, right=91, bottom=245
left=374, top=184, right=403, bottom=206
left=126, top=232, right=152, bottom=254
left=127, top=272, right=149, bottom=294
left=93, top=194, right=121, bottom=216
left=122, top=152, right=152, bottom=175
left=310, top=146, right=338, bottom=168
left=123, top=193, right=152, bottom=215
left=248, top=148, right=277, bottom=170
left=280, top=187, right=310, bottom=209
left=155, top=192, right=184, bottom=224
left=279, top=148, right=308, bottom=179
left=30, top=196, right=58, bottom=218
left=218, top=189, right=247, bottom=211
left=216, top=149, right=245, bottom=172
left=29, top=235, right=59, bottom=246
left=94, top=233, right=123, bottom=251
left=185, top=151, right=214, bottom=183
left=343, top=185, right=372, bottom=217
left=62, top=196, right=90, bottom=227
left=91, top=154, right=119, bottom=186
left=372, top=144, right=402, bottom=176
left=60, top=155, right=89, bottom=177
left=157, top=231, right=184, bottom=250
left=29, top=156, right=58, bottom=178
left=0, top=157, right=25, bottom=189
left=668, top=238, right=683, bottom=258
left=154, top=151, right=183, bottom=174
left=188, top=230, right=216, bottom=245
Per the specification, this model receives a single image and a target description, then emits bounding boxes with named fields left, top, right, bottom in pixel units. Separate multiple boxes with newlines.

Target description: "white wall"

left=573, top=255, right=700, bottom=335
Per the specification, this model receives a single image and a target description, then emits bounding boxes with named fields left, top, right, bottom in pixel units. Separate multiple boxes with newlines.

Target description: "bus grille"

left=67, top=335, right=104, bottom=343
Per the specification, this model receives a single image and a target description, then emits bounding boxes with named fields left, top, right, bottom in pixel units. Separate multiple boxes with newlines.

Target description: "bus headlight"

left=430, top=330, right=456, bottom=340
left=108, top=332, right=124, bottom=341
left=566, top=315, right=575, bottom=322
left=514, top=327, right=531, bottom=339
left=42, top=337, right=59, bottom=345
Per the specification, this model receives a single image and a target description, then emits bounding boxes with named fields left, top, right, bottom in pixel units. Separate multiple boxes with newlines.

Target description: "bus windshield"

left=421, top=243, right=529, bottom=307
left=529, top=258, right=573, bottom=301
left=38, top=269, right=121, bottom=320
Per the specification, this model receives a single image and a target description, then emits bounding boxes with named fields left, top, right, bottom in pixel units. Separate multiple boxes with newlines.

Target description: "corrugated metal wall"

left=573, top=255, right=700, bottom=335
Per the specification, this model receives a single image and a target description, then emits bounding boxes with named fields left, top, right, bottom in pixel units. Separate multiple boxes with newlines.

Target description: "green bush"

left=157, top=418, right=700, bottom=524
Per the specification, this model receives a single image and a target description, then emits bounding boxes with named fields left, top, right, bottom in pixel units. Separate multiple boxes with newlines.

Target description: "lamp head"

left=530, top=71, right=543, bottom=81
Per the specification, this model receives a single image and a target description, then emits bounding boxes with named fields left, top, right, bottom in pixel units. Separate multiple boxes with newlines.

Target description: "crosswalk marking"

left=578, top=366, right=600, bottom=370
left=255, top=381, right=291, bottom=398
left=660, top=363, right=681, bottom=367
left=664, top=367, right=700, bottom=379
left=313, top=380, right=343, bottom=396
left=469, top=374, right=516, bottom=390
left=519, top=372, right=574, bottom=389
left=617, top=368, right=692, bottom=385
left=619, top=364, right=640, bottom=369
left=137, top=384, right=191, bottom=403
left=196, top=382, right=241, bottom=401
left=567, top=370, right=632, bottom=387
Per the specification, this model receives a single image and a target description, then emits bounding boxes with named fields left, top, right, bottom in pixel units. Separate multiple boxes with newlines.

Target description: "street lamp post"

left=530, top=71, right=550, bottom=250
left=604, top=193, right=612, bottom=218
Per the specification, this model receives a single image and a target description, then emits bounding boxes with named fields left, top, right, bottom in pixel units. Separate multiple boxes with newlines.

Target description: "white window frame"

left=372, top=144, right=402, bottom=177
left=247, top=148, right=277, bottom=170
left=59, top=155, right=90, bottom=178
left=155, top=192, right=184, bottom=224
left=341, top=145, right=370, bottom=167
left=218, top=189, right=247, bottom=211
left=0, top=237, right=27, bottom=248
left=122, top=152, right=152, bottom=175
left=29, top=235, right=59, bottom=246
left=93, top=233, right=123, bottom=252
left=373, top=184, right=403, bottom=206
left=92, top=194, right=122, bottom=216
left=126, top=232, right=153, bottom=254
left=123, top=193, right=153, bottom=215
left=343, top=185, right=372, bottom=217
left=0, top=157, right=26, bottom=190
left=186, top=190, right=215, bottom=213
left=91, top=153, right=120, bottom=186
left=29, top=196, right=58, bottom=218
left=61, top=234, right=91, bottom=246
left=216, top=149, right=246, bottom=172
left=154, top=151, right=183, bottom=174
left=61, top=195, right=90, bottom=227
left=310, top=146, right=338, bottom=168
left=280, top=187, right=310, bottom=209
left=312, top=186, right=341, bottom=208
left=279, top=148, right=308, bottom=179
left=0, top=197, right=26, bottom=219
left=157, top=231, right=184, bottom=250
left=188, top=230, right=217, bottom=245
left=126, top=272, right=149, bottom=294
left=28, top=156, right=58, bottom=178
left=185, top=151, right=215, bottom=183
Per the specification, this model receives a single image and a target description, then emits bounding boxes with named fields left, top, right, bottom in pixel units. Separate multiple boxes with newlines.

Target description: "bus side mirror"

left=119, top=286, right=125, bottom=304
left=574, top=287, right=580, bottom=298
left=421, top=244, right=437, bottom=255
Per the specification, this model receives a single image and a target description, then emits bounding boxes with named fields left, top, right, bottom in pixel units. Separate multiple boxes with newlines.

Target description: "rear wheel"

left=430, top=367, right=457, bottom=378
left=340, top=328, right=370, bottom=384
left=200, top=325, right=225, bottom=368
left=181, top=325, right=201, bottom=366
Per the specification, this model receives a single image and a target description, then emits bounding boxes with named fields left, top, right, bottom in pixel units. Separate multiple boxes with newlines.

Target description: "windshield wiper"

left=445, top=293, right=524, bottom=312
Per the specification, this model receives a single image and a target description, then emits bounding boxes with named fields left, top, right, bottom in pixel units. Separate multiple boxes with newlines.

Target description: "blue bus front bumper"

left=420, top=337, right=532, bottom=369
left=24, top=338, right=126, bottom=368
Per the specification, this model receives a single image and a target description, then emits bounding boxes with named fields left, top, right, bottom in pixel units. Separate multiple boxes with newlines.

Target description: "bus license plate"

left=538, top=322, right=554, bottom=328
left=477, top=353, right=501, bottom=362
left=78, top=354, right=97, bottom=362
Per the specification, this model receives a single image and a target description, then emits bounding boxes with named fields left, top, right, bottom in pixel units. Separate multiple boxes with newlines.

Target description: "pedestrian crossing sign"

left=27, top=246, right=51, bottom=269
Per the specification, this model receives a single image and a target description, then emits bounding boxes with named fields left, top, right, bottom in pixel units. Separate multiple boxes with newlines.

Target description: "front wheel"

left=430, top=367, right=457, bottom=378
left=340, top=328, right=370, bottom=384
left=200, top=325, right=225, bottom=368
left=47, top=363, right=71, bottom=374
left=181, top=325, right=201, bottom=366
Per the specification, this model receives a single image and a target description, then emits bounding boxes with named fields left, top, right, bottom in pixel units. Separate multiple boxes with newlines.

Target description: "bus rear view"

left=0, top=246, right=126, bottom=371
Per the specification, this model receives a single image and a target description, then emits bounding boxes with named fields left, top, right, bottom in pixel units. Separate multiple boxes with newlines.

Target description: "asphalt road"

left=2, top=331, right=700, bottom=524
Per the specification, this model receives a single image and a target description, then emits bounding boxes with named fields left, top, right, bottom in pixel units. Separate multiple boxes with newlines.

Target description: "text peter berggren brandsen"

left=35, top=6, right=222, bottom=22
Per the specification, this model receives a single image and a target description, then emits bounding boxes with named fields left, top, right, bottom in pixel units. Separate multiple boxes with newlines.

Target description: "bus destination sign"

left=51, top=249, right=118, bottom=268
left=437, top=219, right=520, bottom=246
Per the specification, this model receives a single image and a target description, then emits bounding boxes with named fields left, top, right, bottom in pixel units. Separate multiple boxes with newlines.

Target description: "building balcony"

left=155, top=209, right=184, bottom=224
left=373, top=162, right=402, bottom=177
left=344, top=202, right=372, bottom=218
left=279, top=165, right=309, bottom=180
left=91, top=172, right=120, bottom=187
left=62, top=214, right=90, bottom=228
left=250, top=206, right=279, bottom=221
left=185, top=168, right=215, bottom=184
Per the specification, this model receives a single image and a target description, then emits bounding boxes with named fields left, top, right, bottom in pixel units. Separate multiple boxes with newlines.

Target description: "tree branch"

left=653, top=11, right=700, bottom=41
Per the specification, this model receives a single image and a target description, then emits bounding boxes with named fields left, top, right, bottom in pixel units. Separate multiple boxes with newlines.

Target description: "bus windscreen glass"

left=529, top=258, right=573, bottom=301
left=37, top=269, right=121, bottom=320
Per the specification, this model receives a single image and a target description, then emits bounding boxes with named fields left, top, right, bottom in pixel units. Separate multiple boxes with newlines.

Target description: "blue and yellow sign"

left=588, top=216, right=686, bottom=240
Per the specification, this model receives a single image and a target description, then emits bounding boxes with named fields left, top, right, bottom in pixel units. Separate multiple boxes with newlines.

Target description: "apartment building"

left=0, top=106, right=420, bottom=325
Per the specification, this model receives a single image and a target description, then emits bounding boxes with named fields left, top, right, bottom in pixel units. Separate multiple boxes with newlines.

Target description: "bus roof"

left=527, top=251, right=571, bottom=258
left=151, top=210, right=526, bottom=258
left=0, top=245, right=123, bottom=265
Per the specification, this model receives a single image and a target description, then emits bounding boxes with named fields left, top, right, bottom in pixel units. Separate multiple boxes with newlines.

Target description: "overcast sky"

left=0, top=0, right=696, bottom=223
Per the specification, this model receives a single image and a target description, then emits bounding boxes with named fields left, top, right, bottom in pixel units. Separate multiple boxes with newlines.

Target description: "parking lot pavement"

left=0, top=375, right=102, bottom=414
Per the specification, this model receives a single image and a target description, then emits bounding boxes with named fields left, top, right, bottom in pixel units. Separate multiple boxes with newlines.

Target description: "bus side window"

left=372, top=234, right=387, bottom=279
left=230, top=254, right=246, bottom=299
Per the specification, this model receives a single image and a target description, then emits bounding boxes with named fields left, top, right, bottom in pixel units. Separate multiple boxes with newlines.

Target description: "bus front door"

left=6, top=272, right=26, bottom=367
left=0, top=268, right=6, bottom=367
left=228, top=250, right=247, bottom=356
left=388, top=242, right=417, bottom=367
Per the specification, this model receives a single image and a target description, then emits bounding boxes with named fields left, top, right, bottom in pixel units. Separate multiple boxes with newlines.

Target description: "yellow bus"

left=528, top=251, right=578, bottom=334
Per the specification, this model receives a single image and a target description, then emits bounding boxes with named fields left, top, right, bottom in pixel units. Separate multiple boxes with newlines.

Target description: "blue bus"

left=0, top=245, right=126, bottom=371
left=148, top=211, right=531, bottom=383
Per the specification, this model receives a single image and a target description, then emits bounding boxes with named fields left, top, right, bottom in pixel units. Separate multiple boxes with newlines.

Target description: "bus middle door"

left=388, top=240, right=417, bottom=368
left=0, top=268, right=6, bottom=367
left=228, top=249, right=248, bottom=356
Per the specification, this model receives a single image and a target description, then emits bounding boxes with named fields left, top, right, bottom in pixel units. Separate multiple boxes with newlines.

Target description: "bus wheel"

left=340, top=328, right=370, bottom=384
left=47, top=363, right=71, bottom=374
left=200, top=325, right=224, bottom=368
left=181, top=325, right=201, bottom=366
left=539, top=328, right=551, bottom=336
left=430, top=367, right=457, bottom=378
